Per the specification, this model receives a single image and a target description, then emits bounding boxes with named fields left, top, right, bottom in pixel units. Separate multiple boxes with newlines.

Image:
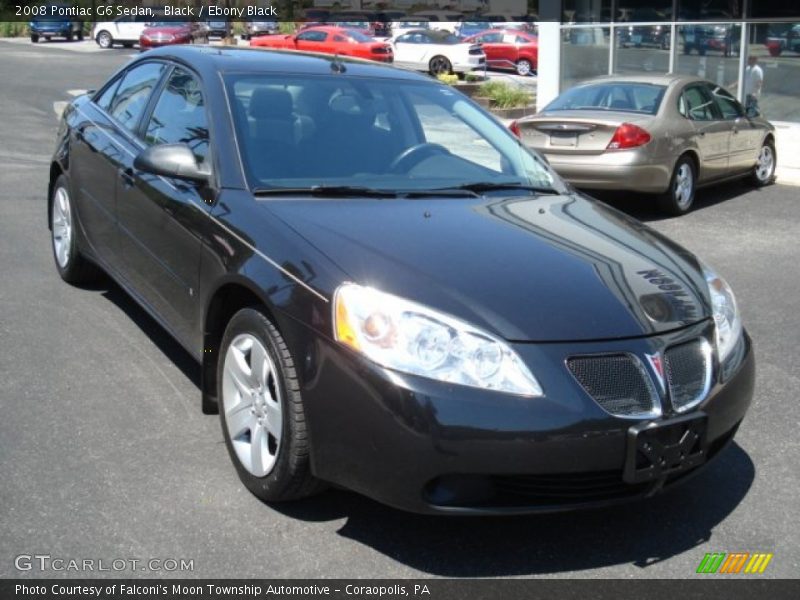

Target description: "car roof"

left=576, top=73, right=704, bottom=86
left=139, top=45, right=429, bottom=81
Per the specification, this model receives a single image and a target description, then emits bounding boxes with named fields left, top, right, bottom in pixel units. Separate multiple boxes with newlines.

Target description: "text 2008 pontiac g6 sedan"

left=49, top=46, right=753, bottom=514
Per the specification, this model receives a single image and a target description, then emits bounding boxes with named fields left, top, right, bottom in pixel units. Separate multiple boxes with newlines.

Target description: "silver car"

left=513, top=74, right=776, bottom=214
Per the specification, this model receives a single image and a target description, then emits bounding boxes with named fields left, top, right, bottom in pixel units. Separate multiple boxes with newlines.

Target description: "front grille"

left=665, top=339, right=712, bottom=411
left=567, top=354, right=658, bottom=417
left=491, top=471, right=650, bottom=506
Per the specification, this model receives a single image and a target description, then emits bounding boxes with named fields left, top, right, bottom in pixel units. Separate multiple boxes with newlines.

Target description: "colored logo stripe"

left=697, top=552, right=773, bottom=574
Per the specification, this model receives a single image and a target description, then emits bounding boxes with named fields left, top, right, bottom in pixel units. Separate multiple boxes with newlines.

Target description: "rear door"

left=116, top=65, right=211, bottom=345
left=679, top=83, right=731, bottom=181
left=69, top=62, right=167, bottom=271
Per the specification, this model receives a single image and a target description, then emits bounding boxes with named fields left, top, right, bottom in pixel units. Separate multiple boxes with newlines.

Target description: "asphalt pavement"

left=0, top=40, right=798, bottom=579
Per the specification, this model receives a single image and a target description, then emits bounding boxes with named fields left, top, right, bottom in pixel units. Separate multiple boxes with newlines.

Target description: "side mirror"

left=134, top=144, right=210, bottom=183
left=745, top=105, right=761, bottom=118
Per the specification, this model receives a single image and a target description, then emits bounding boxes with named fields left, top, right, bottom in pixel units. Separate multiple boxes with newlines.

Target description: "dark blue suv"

left=30, top=9, right=83, bottom=43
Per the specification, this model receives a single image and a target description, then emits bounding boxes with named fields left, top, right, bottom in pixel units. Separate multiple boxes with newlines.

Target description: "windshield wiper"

left=436, top=182, right=557, bottom=195
left=252, top=185, right=398, bottom=198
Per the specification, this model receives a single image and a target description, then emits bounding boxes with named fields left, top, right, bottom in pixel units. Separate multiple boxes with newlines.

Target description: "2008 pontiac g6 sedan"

left=49, top=46, right=754, bottom=515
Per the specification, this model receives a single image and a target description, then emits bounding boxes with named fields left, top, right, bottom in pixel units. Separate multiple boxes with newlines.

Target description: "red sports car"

left=250, top=26, right=393, bottom=63
left=139, top=22, right=207, bottom=50
left=463, top=29, right=538, bottom=76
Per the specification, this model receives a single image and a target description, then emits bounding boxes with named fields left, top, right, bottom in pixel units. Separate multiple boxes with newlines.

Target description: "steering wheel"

left=389, top=143, right=450, bottom=174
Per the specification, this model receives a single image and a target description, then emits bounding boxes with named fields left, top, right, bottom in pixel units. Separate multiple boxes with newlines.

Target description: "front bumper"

left=289, top=318, right=754, bottom=515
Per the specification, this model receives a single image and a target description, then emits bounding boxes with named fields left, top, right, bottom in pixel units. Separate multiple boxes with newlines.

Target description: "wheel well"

left=679, top=150, right=699, bottom=177
left=48, top=162, right=63, bottom=229
left=764, top=133, right=775, bottom=147
left=201, top=283, right=274, bottom=413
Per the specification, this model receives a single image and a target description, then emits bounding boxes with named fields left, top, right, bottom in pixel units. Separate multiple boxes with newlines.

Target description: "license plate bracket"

left=623, top=413, right=708, bottom=484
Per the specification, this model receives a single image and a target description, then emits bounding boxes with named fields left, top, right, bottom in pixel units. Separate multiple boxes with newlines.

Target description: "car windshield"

left=544, top=83, right=667, bottom=115
left=226, top=73, right=559, bottom=194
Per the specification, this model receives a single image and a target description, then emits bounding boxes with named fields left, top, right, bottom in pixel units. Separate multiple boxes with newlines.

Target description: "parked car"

left=29, top=11, right=83, bottom=43
left=463, top=28, right=538, bottom=75
left=50, top=46, right=754, bottom=515
left=139, top=22, right=207, bottom=50
left=391, top=20, right=431, bottom=39
left=391, top=29, right=485, bottom=75
left=682, top=25, right=740, bottom=57
left=205, top=20, right=231, bottom=39
left=766, top=23, right=800, bottom=56
left=92, top=15, right=151, bottom=49
left=457, top=21, right=493, bottom=38
left=251, top=27, right=393, bottom=63
left=512, top=74, right=775, bottom=214
left=618, top=24, right=670, bottom=50
left=243, top=20, right=278, bottom=40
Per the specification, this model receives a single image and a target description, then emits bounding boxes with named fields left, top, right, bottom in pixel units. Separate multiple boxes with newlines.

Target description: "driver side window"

left=680, top=85, right=717, bottom=121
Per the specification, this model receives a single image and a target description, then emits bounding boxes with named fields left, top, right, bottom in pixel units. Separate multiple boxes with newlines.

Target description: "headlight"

left=702, top=264, right=742, bottom=363
left=333, top=283, right=543, bottom=397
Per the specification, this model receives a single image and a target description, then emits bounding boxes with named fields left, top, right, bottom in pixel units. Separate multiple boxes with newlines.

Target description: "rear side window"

left=144, top=67, right=209, bottom=163
left=297, top=30, right=327, bottom=42
left=679, top=85, right=717, bottom=121
left=107, top=62, right=166, bottom=134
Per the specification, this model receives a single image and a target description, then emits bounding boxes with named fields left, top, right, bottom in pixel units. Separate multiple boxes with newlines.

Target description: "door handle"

left=119, top=167, right=135, bottom=188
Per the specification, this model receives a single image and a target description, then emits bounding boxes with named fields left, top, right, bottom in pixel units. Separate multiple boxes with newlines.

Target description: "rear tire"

left=658, top=156, right=696, bottom=216
left=96, top=30, right=112, bottom=49
left=31, top=34, right=39, bottom=43
left=77, top=30, right=84, bottom=41
left=516, top=58, right=532, bottom=76
left=749, top=139, right=776, bottom=186
left=50, top=175, right=100, bottom=284
left=218, top=307, right=326, bottom=503
left=429, top=55, right=452, bottom=76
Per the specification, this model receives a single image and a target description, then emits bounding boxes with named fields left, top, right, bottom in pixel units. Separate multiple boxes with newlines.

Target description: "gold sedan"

left=512, top=74, right=776, bottom=215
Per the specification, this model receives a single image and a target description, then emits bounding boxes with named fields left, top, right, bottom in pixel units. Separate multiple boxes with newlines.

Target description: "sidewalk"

left=773, top=122, right=800, bottom=187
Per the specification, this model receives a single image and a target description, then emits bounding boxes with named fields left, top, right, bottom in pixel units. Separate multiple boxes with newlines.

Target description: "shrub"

left=478, top=81, right=532, bottom=108
left=436, top=73, right=459, bottom=86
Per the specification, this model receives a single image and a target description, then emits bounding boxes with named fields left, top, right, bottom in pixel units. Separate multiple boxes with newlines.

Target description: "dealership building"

left=526, top=1, right=800, bottom=121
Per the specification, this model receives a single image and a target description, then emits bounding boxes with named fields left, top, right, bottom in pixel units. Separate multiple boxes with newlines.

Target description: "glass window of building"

left=561, top=27, right=611, bottom=90
left=563, top=0, right=612, bottom=23
left=677, top=0, right=743, bottom=20
left=675, top=24, right=741, bottom=92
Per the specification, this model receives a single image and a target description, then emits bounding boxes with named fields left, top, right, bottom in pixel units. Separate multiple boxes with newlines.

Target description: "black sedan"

left=49, top=46, right=753, bottom=514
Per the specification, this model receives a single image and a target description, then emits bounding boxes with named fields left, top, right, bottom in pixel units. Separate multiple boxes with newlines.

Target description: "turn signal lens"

left=606, top=123, right=651, bottom=150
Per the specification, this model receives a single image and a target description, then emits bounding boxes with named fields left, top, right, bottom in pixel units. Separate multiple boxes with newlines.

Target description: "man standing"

left=744, top=55, right=764, bottom=113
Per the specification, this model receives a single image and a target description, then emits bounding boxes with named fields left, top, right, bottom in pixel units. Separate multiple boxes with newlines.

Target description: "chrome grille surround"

left=566, top=353, right=661, bottom=419
left=665, top=338, right=713, bottom=413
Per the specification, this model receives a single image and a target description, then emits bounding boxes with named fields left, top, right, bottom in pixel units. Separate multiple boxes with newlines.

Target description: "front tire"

left=218, top=308, right=325, bottom=503
left=96, top=30, right=112, bottom=49
left=749, top=139, right=776, bottom=186
left=50, top=175, right=99, bottom=284
left=658, top=156, right=696, bottom=216
left=31, top=34, right=39, bottom=43
left=429, top=55, right=452, bottom=76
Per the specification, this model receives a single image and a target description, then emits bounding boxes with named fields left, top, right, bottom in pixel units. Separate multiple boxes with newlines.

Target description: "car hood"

left=263, top=193, right=711, bottom=342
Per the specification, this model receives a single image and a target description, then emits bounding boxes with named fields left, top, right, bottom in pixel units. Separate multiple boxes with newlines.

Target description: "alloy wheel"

left=51, top=186, right=72, bottom=268
left=755, top=145, right=775, bottom=183
left=97, top=32, right=111, bottom=48
left=222, top=333, right=283, bottom=477
left=673, top=162, right=694, bottom=209
left=429, top=57, right=450, bottom=75
left=516, top=59, right=532, bottom=76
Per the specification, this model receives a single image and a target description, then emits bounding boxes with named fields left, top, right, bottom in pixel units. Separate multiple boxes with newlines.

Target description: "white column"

left=536, top=21, right=562, bottom=113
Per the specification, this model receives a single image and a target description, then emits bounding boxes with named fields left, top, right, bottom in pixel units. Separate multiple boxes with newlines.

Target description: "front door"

left=681, top=84, right=730, bottom=182
left=117, top=65, right=211, bottom=345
